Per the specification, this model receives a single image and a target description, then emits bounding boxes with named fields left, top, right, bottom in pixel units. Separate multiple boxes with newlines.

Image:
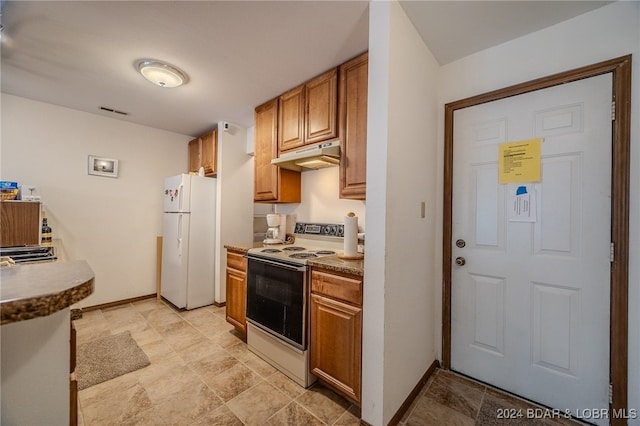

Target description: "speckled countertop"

left=224, top=242, right=263, bottom=253
left=307, top=255, right=364, bottom=277
left=0, top=260, right=94, bottom=325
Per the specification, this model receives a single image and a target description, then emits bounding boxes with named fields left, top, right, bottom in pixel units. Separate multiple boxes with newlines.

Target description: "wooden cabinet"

left=305, top=68, right=338, bottom=145
left=254, top=98, right=301, bottom=203
left=339, top=52, right=368, bottom=200
left=225, top=249, right=248, bottom=335
left=0, top=201, right=40, bottom=247
left=278, top=68, right=338, bottom=154
left=188, top=129, right=217, bottom=177
left=278, top=85, right=305, bottom=152
left=310, top=268, right=363, bottom=404
left=188, top=138, right=201, bottom=173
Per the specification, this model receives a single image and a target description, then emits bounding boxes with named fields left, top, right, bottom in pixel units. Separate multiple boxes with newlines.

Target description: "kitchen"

left=1, top=1, right=639, bottom=426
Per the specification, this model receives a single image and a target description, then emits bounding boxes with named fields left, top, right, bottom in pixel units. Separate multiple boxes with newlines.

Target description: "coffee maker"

left=264, top=214, right=284, bottom=244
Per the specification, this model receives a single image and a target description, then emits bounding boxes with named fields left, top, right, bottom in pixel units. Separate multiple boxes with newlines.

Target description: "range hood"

left=271, top=140, right=340, bottom=172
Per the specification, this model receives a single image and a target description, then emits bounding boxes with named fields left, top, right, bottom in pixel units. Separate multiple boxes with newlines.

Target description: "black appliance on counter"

left=0, top=245, right=57, bottom=263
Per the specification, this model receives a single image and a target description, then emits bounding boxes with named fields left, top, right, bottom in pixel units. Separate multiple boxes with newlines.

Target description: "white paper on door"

left=508, top=184, right=537, bottom=222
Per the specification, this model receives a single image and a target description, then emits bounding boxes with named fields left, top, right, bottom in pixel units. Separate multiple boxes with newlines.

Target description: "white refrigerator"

left=161, top=173, right=216, bottom=309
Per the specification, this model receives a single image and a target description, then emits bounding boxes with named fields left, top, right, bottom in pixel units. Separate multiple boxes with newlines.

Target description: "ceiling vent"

left=99, top=106, right=129, bottom=116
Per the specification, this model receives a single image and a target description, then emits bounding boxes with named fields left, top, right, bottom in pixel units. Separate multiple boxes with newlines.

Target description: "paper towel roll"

left=343, top=213, right=358, bottom=257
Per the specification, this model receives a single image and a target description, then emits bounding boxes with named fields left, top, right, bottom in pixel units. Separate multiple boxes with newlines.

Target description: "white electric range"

left=245, top=222, right=344, bottom=387
left=247, top=222, right=344, bottom=264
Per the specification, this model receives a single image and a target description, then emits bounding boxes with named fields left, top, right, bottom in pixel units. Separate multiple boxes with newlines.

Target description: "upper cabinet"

left=188, top=138, right=201, bottom=173
left=253, top=53, right=367, bottom=202
left=188, top=129, right=217, bottom=177
left=305, top=68, right=338, bottom=145
left=339, top=52, right=368, bottom=200
left=278, top=85, right=305, bottom=153
left=254, top=98, right=301, bottom=203
left=278, top=68, right=338, bottom=154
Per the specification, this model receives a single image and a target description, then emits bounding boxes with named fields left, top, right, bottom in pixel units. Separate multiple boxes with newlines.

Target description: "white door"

left=161, top=212, right=191, bottom=308
left=451, top=74, right=612, bottom=423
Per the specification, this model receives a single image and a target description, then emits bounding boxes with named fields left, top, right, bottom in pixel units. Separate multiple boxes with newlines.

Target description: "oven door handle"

left=246, top=256, right=307, bottom=272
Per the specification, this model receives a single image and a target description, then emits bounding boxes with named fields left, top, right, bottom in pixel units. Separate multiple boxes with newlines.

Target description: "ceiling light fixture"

left=136, top=59, right=188, bottom=88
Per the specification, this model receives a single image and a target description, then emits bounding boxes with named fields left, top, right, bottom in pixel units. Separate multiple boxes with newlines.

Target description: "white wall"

left=1, top=94, right=189, bottom=306
left=245, top=125, right=255, bottom=155
left=215, top=121, right=254, bottom=303
left=362, top=1, right=639, bottom=424
left=362, top=1, right=440, bottom=424
left=435, top=1, right=640, bottom=422
left=361, top=4, right=390, bottom=423
left=275, top=166, right=366, bottom=231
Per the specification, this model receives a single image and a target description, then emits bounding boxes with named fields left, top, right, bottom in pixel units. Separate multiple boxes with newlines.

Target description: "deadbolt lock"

left=456, top=239, right=466, bottom=248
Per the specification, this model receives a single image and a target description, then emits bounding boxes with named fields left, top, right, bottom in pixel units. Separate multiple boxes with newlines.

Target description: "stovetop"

left=248, top=242, right=339, bottom=265
left=247, top=222, right=344, bottom=265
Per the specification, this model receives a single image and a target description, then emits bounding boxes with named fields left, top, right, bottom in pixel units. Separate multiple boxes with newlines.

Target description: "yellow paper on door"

left=498, top=138, right=541, bottom=184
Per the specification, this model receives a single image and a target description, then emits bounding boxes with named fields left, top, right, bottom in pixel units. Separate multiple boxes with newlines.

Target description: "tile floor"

left=400, top=370, right=587, bottom=426
left=74, top=298, right=587, bottom=426
left=74, top=298, right=360, bottom=426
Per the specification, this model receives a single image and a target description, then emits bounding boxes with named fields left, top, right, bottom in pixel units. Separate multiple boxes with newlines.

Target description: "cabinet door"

left=188, top=138, right=201, bottom=173
left=226, top=267, right=247, bottom=334
left=278, top=85, right=305, bottom=153
left=305, top=68, right=338, bottom=144
left=339, top=52, right=368, bottom=200
left=254, top=98, right=281, bottom=201
left=254, top=98, right=301, bottom=203
left=201, top=129, right=217, bottom=177
left=310, top=293, right=362, bottom=403
left=0, top=201, right=40, bottom=247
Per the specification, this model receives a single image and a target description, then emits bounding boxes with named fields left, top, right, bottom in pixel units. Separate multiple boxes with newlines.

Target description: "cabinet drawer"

left=227, top=251, right=246, bottom=271
left=311, top=270, right=362, bottom=306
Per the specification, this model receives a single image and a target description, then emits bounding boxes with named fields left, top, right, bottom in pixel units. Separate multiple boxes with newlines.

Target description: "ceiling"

left=0, top=1, right=612, bottom=137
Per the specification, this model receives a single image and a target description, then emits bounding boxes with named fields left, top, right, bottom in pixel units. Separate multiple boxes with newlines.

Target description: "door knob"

left=455, top=256, right=466, bottom=266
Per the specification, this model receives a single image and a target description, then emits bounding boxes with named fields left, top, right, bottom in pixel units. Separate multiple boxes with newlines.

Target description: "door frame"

left=442, top=55, right=631, bottom=422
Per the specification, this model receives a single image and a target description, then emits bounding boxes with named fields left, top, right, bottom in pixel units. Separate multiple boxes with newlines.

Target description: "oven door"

left=246, top=257, right=307, bottom=350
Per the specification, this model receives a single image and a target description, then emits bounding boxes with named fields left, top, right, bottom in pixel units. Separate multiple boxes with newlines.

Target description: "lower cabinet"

left=225, top=249, right=247, bottom=335
left=310, top=268, right=363, bottom=404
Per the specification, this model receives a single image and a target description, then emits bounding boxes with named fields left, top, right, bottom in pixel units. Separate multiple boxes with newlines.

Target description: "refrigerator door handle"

left=177, top=214, right=183, bottom=257
left=178, top=184, right=184, bottom=211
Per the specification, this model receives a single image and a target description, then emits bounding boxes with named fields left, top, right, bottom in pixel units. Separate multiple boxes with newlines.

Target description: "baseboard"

left=81, top=293, right=225, bottom=314
left=81, top=294, right=157, bottom=312
left=385, top=359, right=440, bottom=426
